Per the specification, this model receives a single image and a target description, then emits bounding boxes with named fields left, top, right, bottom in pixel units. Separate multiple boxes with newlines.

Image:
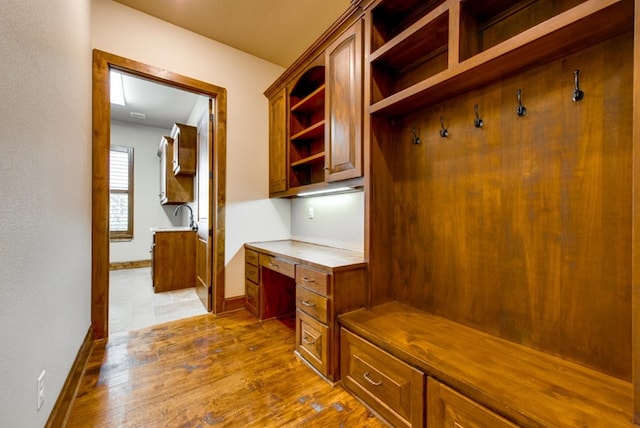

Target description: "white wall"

left=92, top=0, right=290, bottom=299
left=291, top=192, right=365, bottom=251
left=110, top=121, right=193, bottom=263
left=0, top=1, right=92, bottom=426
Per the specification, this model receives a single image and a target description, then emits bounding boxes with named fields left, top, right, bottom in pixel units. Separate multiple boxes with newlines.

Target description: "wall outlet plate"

left=37, top=370, right=45, bottom=410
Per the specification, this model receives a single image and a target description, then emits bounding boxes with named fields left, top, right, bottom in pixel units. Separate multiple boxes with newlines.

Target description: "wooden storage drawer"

left=341, top=328, right=424, bottom=427
left=295, top=264, right=329, bottom=295
left=245, top=249, right=259, bottom=266
left=259, top=254, right=295, bottom=278
left=296, top=285, right=329, bottom=323
left=296, top=309, right=329, bottom=376
left=427, top=377, right=517, bottom=428
left=245, top=262, right=259, bottom=284
left=245, top=279, right=259, bottom=317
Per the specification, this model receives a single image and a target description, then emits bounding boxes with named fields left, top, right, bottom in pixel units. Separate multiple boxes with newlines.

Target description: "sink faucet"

left=173, top=204, right=197, bottom=231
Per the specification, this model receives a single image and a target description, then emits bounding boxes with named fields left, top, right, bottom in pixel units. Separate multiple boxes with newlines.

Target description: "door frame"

left=92, top=50, right=227, bottom=339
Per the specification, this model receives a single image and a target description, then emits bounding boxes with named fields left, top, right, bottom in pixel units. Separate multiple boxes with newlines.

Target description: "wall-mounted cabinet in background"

left=158, top=135, right=193, bottom=205
left=265, top=16, right=365, bottom=198
left=171, top=123, right=197, bottom=176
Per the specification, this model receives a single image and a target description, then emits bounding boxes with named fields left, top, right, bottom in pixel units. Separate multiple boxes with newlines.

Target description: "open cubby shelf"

left=289, top=65, right=327, bottom=189
left=369, top=0, right=633, bottom=117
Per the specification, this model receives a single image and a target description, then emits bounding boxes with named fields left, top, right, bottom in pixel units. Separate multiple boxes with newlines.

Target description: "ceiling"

left=110, top=71, right=202, bottom=129
left=113, top=0, right=351, bottom=68
left=110, top=0, right=351, bottom=130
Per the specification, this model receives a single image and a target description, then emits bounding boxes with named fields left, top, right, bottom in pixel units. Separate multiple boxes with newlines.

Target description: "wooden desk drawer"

left=296, top=285, right=329, bottom=323
left=259, top=254, right=295, bottom=278
left=341, top=328, right=424, bottom=427
left=245, top=279, right=259, bottom=317
left=245, top=262, right=259, bottom=284
left=245, top=248, right=259, bottom=266
left=427, top=378, right=517, bottom=428
left=296, top=310, right=329, bottom=376
left=295, top=265, right=329, bottom=296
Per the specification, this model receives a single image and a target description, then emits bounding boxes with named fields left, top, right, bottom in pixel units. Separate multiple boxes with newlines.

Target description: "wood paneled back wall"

left=370, top=32, right=633, bottom=380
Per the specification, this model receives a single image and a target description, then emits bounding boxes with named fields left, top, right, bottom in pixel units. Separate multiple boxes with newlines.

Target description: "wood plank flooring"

left=66, top=310, right=386, bottom=427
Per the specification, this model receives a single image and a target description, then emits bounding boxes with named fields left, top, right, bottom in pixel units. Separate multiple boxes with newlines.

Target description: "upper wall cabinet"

left=265, top=9, right=365, bottom=198
left=268, top=88, right=288, bottom=194
left=325, top=20, right=363, bottom=183
left=158, top=135, right=194, bottom=205
left=171, top=123, right=197, bottom=176
left=288, top=60, right=327, bottom=190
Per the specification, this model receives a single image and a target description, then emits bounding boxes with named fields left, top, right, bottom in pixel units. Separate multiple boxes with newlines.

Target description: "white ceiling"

left=110, top=72, right=202, bottom=129
left=110, top=0, right=351, bottom=130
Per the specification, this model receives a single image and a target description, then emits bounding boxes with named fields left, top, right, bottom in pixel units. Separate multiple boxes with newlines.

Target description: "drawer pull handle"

left=269, top=262, right=279, bottom=268
left=302, top=300, right=316, bottom=307
left=363, top=372, right=383, bottom=386
left=454, top=423, right=464, bottom=428
left=302, top=336, right=316, bottom=345
left=302, top=277, right=316, bottom=283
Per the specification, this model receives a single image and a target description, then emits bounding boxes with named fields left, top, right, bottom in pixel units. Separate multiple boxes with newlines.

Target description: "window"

left=110, top=145, right=134, bottom=239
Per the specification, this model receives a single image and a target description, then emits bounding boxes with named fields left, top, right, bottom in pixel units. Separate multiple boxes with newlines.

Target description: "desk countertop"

left=245, top=240, right=365, bottom=272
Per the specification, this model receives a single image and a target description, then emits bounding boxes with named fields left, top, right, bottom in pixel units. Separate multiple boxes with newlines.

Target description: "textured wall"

left=0, top=0, right=92, bottom=425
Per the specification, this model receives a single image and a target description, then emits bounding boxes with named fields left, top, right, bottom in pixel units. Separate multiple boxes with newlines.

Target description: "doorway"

left=92, top=50, right=227, bottom=340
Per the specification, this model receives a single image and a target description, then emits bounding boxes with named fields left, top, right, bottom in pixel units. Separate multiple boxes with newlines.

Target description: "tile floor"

left=109, top=267, right=209, bottom=334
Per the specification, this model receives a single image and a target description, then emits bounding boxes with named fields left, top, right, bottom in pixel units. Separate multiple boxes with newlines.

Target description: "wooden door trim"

left=92, top=49, right=227, bottom=339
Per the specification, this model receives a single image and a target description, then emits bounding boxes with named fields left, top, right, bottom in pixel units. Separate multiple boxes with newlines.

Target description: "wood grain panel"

left=386, top=33, right=632, bottom=378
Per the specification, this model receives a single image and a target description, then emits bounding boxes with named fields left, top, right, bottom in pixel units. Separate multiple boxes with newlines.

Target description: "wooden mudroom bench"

left=339, top=302, right=634, bottom=427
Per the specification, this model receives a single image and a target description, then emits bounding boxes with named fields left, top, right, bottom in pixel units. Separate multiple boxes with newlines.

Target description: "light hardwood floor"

left=67, top=310, right=386, bottom=427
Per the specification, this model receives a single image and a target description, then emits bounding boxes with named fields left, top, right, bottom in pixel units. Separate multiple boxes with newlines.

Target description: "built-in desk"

left=244, top=240, right=367, bottom=382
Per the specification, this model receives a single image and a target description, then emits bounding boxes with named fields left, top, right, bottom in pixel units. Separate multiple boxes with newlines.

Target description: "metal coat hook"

left=516, top=89, right=526, bottom=117
left=474, top=104, right=484, bottom=128
left=572, top=69, right=584, bottom=102
left=412, top=128, right=421, bottom=145
left=439, top=117, right=448, bottom=138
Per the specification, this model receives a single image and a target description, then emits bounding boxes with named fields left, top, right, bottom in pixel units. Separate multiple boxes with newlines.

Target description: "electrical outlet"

left=308, top=207, right=314, bottom=219
left=37, top=370, right=45, bottom=410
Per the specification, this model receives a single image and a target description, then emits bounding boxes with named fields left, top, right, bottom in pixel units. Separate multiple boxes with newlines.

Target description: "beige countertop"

left=245, top=240, right=365, bottom=272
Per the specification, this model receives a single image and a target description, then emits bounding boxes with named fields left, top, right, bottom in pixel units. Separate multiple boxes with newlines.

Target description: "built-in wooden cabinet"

left=341, top=328, right=424, bottom=427
left=158, top=135, right=193, bottom=205
left=268, top=89, right=288, bottom=195
left=325, top=20, right=363, bottom=182
left=265, top=13, right=365, bottom=197
left=427, top=378, right=518, bottom=428
left=244, top=240, right=366, bottom=382
left=288, top=60, right=326, bottom=189
left=263, top=0, right=640, bottom=425
left=151, top=230, right=196, bottom=293
left=170, top=123, right=197, bottom=176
